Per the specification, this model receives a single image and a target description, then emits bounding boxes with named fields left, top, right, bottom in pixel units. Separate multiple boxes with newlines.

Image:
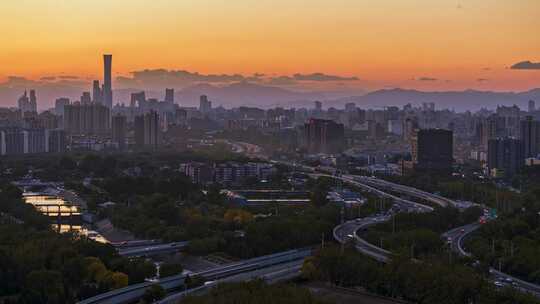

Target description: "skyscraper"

left=411, top=129, right=453, bottom=171
left=92, top=80, right=102, bottom=104
left=165, top=88, right=174, bottom=104
left=488, top=137, right=523, bottom=178
left=63, top=102, right=110, bottom=135
left=130, top=91, right=146, bottom=108
left=112, top=114, right=127, bottom=150
left=103, top=54, right=113, bottom=109
left=81, top=92, right=92, bottom=104
left=304, top=118, right=345, bottom=154
left=519, top=116, right=540, bottom=158
left=18, top=90, right=37, bottom=115
left=199, top=95, right=212, bottom=114
left=134, top=111, right=160, bottom=150
left=54, top=98, right=70, bottom=117
left=47, top=129, right=66, bottom=153
left=29, top=90, right=37, bottom=111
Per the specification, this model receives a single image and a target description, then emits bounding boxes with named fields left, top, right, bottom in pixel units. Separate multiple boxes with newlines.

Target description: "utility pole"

left=321, top=233, right=325, bottom=249
left=510, top=240, right=514, bottom=258
left=492, top=238, right=495, bottom=255
left=392, top=214, right=396, bottom=235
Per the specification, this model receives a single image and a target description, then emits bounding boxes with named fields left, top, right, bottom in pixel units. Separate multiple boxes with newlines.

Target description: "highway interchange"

left=79, top=151, right=540, bottom=303
left=329, top=169, right=540, bottom=298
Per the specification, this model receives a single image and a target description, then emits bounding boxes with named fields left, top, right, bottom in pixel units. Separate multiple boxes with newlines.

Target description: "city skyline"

left=0, top=0, right=539, bottom=99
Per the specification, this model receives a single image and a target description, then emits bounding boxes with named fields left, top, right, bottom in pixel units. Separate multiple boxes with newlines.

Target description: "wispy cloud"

left=417, top=77, right=438, bottom=81
left=292, top=73, right=358, bottom=81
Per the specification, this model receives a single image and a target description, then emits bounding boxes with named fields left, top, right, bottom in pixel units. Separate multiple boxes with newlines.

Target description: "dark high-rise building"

left=103, top=54, right=113, bottom=109
left=29, top=90, right=37, bottom=109
left=18, top=90, right=37, bottom=115
left=304, top=118, right=345, bottom=154
left=81, top=92, right=92, bottom=104
left=0, top=129, right=26, bottom=155
left=130, top=91, right=146, bottom=107
left=25, top=129, right=47, bottom=154
left=488, top=137, right=523, bottom=178
left=403, top=117, right=419, bottom=143
left=529, top=100, right=536, bottom=113
left=55, top=98, right=70, bottom=117
left=63, top=102, right=110, bottom=135
left=92, top=80, right=102, bottom=104
left=199, top=95, right=211, bottom=114
left=134, top=111, right=160, bottom=150
left=165, top=88, right=174, bottom=104
left=411, top=129, right=453, bottom=171
left=47, top=129, right=66, bottom=153
left=519, top=116, right=540, bottom=158
left=112, top=114, right=127, bottom=150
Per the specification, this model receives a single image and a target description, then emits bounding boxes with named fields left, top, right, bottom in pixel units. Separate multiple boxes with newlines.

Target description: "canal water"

left=23, top=193, right=108, bottom=243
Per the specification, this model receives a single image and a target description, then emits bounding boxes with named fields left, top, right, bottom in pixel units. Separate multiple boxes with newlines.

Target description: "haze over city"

left=1, top=0, right=539, bottom=110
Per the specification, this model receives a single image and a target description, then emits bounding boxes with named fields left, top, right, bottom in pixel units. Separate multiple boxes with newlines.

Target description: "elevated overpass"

left=117, top=241, right=189, bottom=257
left=77, top=248, right=311, bottom=304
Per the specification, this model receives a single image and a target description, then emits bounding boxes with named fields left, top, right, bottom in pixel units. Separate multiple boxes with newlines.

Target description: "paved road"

left=117, top=241, right=189, bottom=257
left=78, top=248, right=311, bottom=304
left=156, top=259, right=305, bottom=304
left=445, top=222, right=540, bottom=297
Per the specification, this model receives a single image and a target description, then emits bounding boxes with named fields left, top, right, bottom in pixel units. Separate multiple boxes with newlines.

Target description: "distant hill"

left=175, top=82, right=329, bottom=108
left=333, top=88, right=540, bottom=112
left=1, top=79, right=539, bottom=112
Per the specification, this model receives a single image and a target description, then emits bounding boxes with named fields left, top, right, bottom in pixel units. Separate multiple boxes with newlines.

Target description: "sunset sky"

left=1, top=0, right=539, bottom=91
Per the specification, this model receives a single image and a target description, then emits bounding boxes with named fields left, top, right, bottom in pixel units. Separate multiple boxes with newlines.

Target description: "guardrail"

left=78, top=249, right=311, bottom=304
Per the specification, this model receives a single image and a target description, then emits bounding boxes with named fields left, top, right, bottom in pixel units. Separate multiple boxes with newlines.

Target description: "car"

left=460, top=228, right=465, bottom=233
left=494, top=281, right=504, bottom=287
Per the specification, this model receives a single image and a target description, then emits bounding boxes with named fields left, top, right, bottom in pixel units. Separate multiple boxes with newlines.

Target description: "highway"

left=245, top=149, right=540, bottom=298
left=117, top=241, right=189, bottom=257
left=77, top=248, right=311, bottom=304
left=445, top=222, right=540, bottom=297
left=156, top=259, right=305, bottom=304
left=334, top=216, right=392, bottom=262
left=346, top=175, right=456, bottom=208
left=331, top=169, right=540, bottom=298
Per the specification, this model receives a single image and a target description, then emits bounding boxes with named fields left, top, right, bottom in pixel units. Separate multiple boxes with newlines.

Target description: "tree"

left=160, top=262, right=183, bottom=278
left=141, top=285, right=165, bottom=303
left=23, top=270, right=65, bottom=304
left=110, top=272, right=129, bottom=289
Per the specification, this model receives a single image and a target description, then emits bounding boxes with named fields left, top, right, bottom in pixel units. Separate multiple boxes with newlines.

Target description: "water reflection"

left=51, top=224, right=108, bottom=243
left=23, top=194, right=107, bottom=244
left=24, top=195, right=80, bottom=215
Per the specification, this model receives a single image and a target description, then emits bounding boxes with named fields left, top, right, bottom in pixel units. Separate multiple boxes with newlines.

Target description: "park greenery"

left=363, top=206, right=483, bottom=257
left=303, top=246, right=540, bottom=304
left=466, top=183, right=540, bottom=284
left=179, top=280, right=330, bottom=304
left=4, top=152, right=540, bottom=303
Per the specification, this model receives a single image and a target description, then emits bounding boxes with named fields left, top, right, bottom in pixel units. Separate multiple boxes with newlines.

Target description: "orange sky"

left=1, top=0, right=539, bottom=91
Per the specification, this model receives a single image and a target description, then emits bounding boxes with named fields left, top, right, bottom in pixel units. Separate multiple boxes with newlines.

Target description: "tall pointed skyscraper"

left=103, top=54, right=113, bottom=109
